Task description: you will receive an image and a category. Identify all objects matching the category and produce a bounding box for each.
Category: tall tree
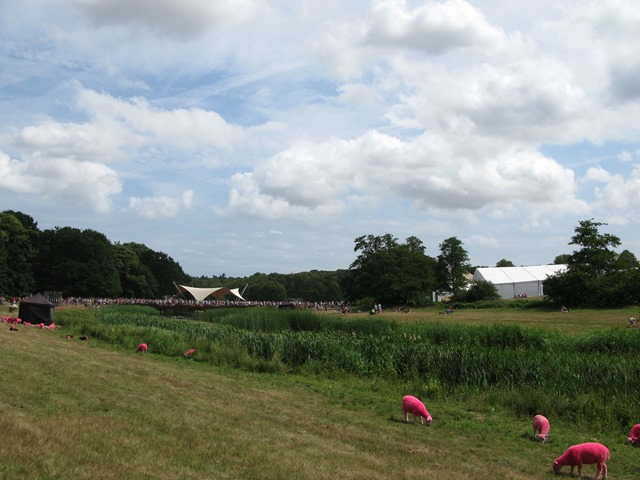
[553,254,571,265]
[36,227,121,297]
[342,234,436,306]
[544,219,640,307]
[495,259,515,267]
[436,237,470,294]
[0,212,38,295]
[568,219,620,274]
[114,243,158,298]
[127,243,188,297]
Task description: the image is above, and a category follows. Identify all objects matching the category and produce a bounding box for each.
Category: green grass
[2,304,640,479]
[327,304,640,333]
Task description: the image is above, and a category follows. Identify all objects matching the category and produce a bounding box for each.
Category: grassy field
[321,303,640,333]
[1,304,639,479]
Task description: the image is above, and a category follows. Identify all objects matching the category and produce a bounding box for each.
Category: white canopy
[472,265,567,299]
[176,284,246,302]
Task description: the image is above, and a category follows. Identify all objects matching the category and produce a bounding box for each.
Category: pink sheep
[533,414,550,443]
[626,423,640,445]
[552,442,609,479]
[184,348,196,357]
[135,343,148,353]
[402,395,432,426]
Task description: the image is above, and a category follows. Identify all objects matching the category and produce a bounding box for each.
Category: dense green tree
[495,259,515,267]
[245,278,287,301]
[455,280,500,302]
[126,243,188,297]
[0,212,38,295]
[553,254,571,265]
[544,219,640,307]
[568,219,620,274]
[2,210,39,232]
[342,234,436,306]
[36,227,121,297]
[114,243,158,298]
[436,237,470,294]
[616,249,640,270]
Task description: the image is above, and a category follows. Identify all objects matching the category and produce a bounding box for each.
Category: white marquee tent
[472,265,567,299]
[175,284,246,302]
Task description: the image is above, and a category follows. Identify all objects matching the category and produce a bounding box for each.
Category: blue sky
[1,0,639,277]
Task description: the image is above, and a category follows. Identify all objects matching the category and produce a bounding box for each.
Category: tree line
[1,210,637,307]
[0,210,346,302]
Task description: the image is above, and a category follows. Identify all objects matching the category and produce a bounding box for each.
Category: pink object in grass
[532,414,550,443]
[552,442,609,479]
[402,395,432,426]
[626,423,640,445]
[135,343,148,353]
[184,348,196,357]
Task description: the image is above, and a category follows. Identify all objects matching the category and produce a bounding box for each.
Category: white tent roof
[176,284,246,302]
[473,265,567,285]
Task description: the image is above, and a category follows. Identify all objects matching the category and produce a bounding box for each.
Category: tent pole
[173,281,188,301]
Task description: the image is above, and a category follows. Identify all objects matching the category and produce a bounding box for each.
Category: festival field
[1,304,638,479]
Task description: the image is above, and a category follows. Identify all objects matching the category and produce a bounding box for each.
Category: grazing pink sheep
[184,348,196,357]
[533,414,550,443]
[626,423,640,445]
[402,395,432,426]
[552,442,609,479]
[135,343,148,353]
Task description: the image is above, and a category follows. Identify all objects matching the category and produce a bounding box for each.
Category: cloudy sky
[1,0,639,277]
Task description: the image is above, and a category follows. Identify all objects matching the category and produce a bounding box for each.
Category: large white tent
[472,265,567,299]
[175,284,246,302]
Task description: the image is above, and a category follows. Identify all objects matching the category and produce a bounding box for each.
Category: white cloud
[76,88,248,151]
[0,151,122,213]
[127,189,194,218]
[618,150,633,162]
[365,0,505,54]
[583,165,640,224]
[223,129,589,222]
[465,234,499,249]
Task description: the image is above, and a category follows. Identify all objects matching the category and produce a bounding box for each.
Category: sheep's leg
[404,412,409,422]
[600,463,607,480]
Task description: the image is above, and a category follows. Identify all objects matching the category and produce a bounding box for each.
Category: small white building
[472,265,567,299]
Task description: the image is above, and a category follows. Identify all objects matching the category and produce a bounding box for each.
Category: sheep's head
[552,461,561,473]
[426,415,432,426]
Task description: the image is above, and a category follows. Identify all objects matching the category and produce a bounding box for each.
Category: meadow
[1,303,639,479]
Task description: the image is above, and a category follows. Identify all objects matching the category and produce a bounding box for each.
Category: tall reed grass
[57,306,640,430]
